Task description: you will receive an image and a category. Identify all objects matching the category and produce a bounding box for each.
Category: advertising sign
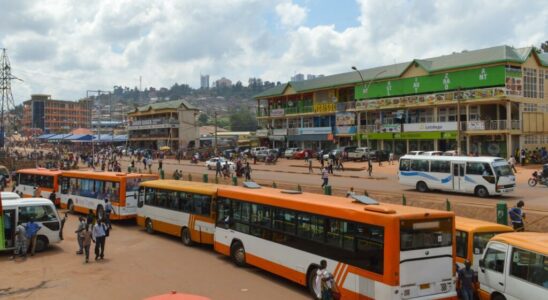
[256,129,269,137]
[505,66,522,96]
[355,65,506,99]
[313,103,336,113]
[381,124,401,132]
[299,127,332,135]
[404,122,457,132]
[335,126,357,135]
[270,109,285,117]
[467,121,485,130]
[336,112,355,126]
[272,128,287,136]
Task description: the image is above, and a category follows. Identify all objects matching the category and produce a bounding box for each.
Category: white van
[2,198,64,252]
[478,232,547,300]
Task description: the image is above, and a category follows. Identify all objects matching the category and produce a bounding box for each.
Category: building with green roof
[128,99,199,151]
[254,45,548,160]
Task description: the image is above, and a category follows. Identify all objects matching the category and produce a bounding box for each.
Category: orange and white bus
[58,171,158,220]
[136,180,217,246]
[214,185,457,300]
[455,216,513,271]
[14,168,63,205]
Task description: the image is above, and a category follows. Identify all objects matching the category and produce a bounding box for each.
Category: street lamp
[352,66,387,148]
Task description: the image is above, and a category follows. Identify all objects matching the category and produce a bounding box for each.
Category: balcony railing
[465,120,520,131]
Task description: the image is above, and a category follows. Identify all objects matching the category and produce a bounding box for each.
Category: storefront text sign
[404,122,457,132]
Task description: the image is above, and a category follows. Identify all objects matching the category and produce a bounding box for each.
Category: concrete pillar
[496,103,500,121]
[465,104,470,122]
[506,101,512,130]
[380,140,384,150]
[433,107,438,122]
[357,112,362,147]
[406,139,410,153]
[466,135,471,155]
[434,139,439,151]
[506,134,512,159]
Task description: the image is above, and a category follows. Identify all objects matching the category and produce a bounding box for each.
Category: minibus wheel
[35,236,49,252]
[475,186,489,198]
[230,241,246,267]
[145,218,154,234]
[181,227,193,246]
[492,293,506,300]
[416,181,429,192]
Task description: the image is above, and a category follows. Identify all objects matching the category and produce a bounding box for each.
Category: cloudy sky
[1,0,546,103]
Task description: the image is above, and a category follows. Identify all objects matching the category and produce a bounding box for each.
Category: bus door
[452,162,465,192]
[3,209,16,248]
[479,242,508,295]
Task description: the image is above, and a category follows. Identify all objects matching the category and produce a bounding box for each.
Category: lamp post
[351,67,387,148]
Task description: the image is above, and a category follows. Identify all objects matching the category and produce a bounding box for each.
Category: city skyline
[1,0,546,103]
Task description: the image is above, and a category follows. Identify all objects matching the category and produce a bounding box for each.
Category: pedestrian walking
[11,223,27,260]
[49,191,56,204]
[173,169,181,180]
[215,159,222,177]
[520,148,526,166]
[104,199,114,229]
[75,217,86,255]
[321,167,329,188]
[25,218,42,256]
[308,159,313,173]
[508,156,517,173]
[508,200,525,231]
[338,159,344,172]
[389,152,394,165]
[158,159,163,171]
[304,151,309,163]
[82,226,94,263]
[315,260,339,300]
[367,158,373,177]
[244,162,251,181]
[92,219,108,260]
[457,260,476,300]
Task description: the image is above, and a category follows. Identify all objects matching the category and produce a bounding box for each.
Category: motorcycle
[265,155,277,165]
[191,156,198,164]
[528,170,548,187]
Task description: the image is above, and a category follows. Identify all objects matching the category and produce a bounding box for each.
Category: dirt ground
[0,213,309,300]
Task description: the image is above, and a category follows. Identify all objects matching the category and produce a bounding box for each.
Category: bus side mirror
[137,200,144,208]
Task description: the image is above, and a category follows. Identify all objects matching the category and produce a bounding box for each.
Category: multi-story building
[127,99,199,151]
[291,73,305,82]
[255,45,548,158]
[201,74,210,89]
[215,77,232,88]
[22,94,92,134]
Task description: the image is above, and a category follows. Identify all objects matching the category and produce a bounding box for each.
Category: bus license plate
[419,283,430,290]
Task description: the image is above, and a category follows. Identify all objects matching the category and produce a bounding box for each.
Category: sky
[1,0,546,104]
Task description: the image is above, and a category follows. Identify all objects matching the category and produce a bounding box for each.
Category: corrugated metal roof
[134,99,196,112]
[254,45,547,99]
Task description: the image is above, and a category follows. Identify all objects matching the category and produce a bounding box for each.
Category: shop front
[360,131,458,154]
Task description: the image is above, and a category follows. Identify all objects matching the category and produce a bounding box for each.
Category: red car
[292,149,316,159]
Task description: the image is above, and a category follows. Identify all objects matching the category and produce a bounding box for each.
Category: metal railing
[464,120,520,131]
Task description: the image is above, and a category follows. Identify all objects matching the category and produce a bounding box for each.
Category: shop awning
[287,134,328,142]
[68,134,94,141]
[48,134,72,141]
[36,134,55,139]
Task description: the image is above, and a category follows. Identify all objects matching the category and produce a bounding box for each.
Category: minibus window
[510,248,547,288]
[456,230,468,259]
[473,232,497,255]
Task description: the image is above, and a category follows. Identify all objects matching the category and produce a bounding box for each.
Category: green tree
[198,113,209,125]
[229,109,257,131]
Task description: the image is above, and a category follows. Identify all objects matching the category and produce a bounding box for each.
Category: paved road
[0,214,309,300]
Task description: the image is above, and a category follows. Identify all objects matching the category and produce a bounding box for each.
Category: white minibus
[1,192,21,200]
[398,156,515,197]
[2,198,63,252]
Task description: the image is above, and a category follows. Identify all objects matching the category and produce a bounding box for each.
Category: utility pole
[87,90,107,159]
[456,87,462,155]
[214,111,218,155]
[0,48,22,149]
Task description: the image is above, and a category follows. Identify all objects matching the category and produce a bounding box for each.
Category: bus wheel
[307,266,321,300]
[416,181,429,193]
[68,200,75,214]
[35,236,49,252]
[181,227,193,246]
[230,241,246,267]
[475,186,489,198]
[492,293,506,300]
[96,205,105,221]
[145,218,154,234]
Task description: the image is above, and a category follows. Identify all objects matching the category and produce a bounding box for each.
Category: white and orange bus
[214,185,457,300]
[136,180,217,246]
[14,168,63,206]
[58,170,158,220]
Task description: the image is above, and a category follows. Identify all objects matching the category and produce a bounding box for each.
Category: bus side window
[399,159,411,171]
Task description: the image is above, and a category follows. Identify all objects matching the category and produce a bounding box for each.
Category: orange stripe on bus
[214,241,230,256]
[245,251,306,286]
[333,262,342,281]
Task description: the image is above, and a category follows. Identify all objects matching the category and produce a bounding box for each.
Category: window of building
[302,117,314,128]
[510,247,547,287]
[438,107,457,122]
[524,135,539,145]
[524,68,538,98]
[523,103,538,112]
[539,69,544,99]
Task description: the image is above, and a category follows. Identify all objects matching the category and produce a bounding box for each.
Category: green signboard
[441,131,458,139]
[361,133,394,140]
[395,132,442,140]
[355,65,506,99]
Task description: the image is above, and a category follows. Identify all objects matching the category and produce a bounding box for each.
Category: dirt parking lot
[0,212,309,300]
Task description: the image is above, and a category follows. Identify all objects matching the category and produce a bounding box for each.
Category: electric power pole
[0,48,22,148]
[214,112,218,154]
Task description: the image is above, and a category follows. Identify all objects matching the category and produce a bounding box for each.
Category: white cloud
[275,1,308,28]
[0,0,546,104]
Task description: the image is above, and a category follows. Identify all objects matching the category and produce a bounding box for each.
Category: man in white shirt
[92,219,107,260]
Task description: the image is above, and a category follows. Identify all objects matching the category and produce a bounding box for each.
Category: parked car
[250,147,268,157]
[420,151,443,156]
[284,148,301,159]
[323,149,343,160]
[205,157,235,170]
[292,149,316,159]
[347,147,373,161]
[443,150,458,156]
[256,149,279,161]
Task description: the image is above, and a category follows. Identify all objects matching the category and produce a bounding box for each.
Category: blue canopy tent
[48,134,72,141]
[112,135,128,142]
[67,134,94,142]
[36,133,55,140]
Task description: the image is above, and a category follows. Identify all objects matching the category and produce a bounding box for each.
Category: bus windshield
[400,218,452,251]
[473,232,499,255]
[493,164,513,176]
